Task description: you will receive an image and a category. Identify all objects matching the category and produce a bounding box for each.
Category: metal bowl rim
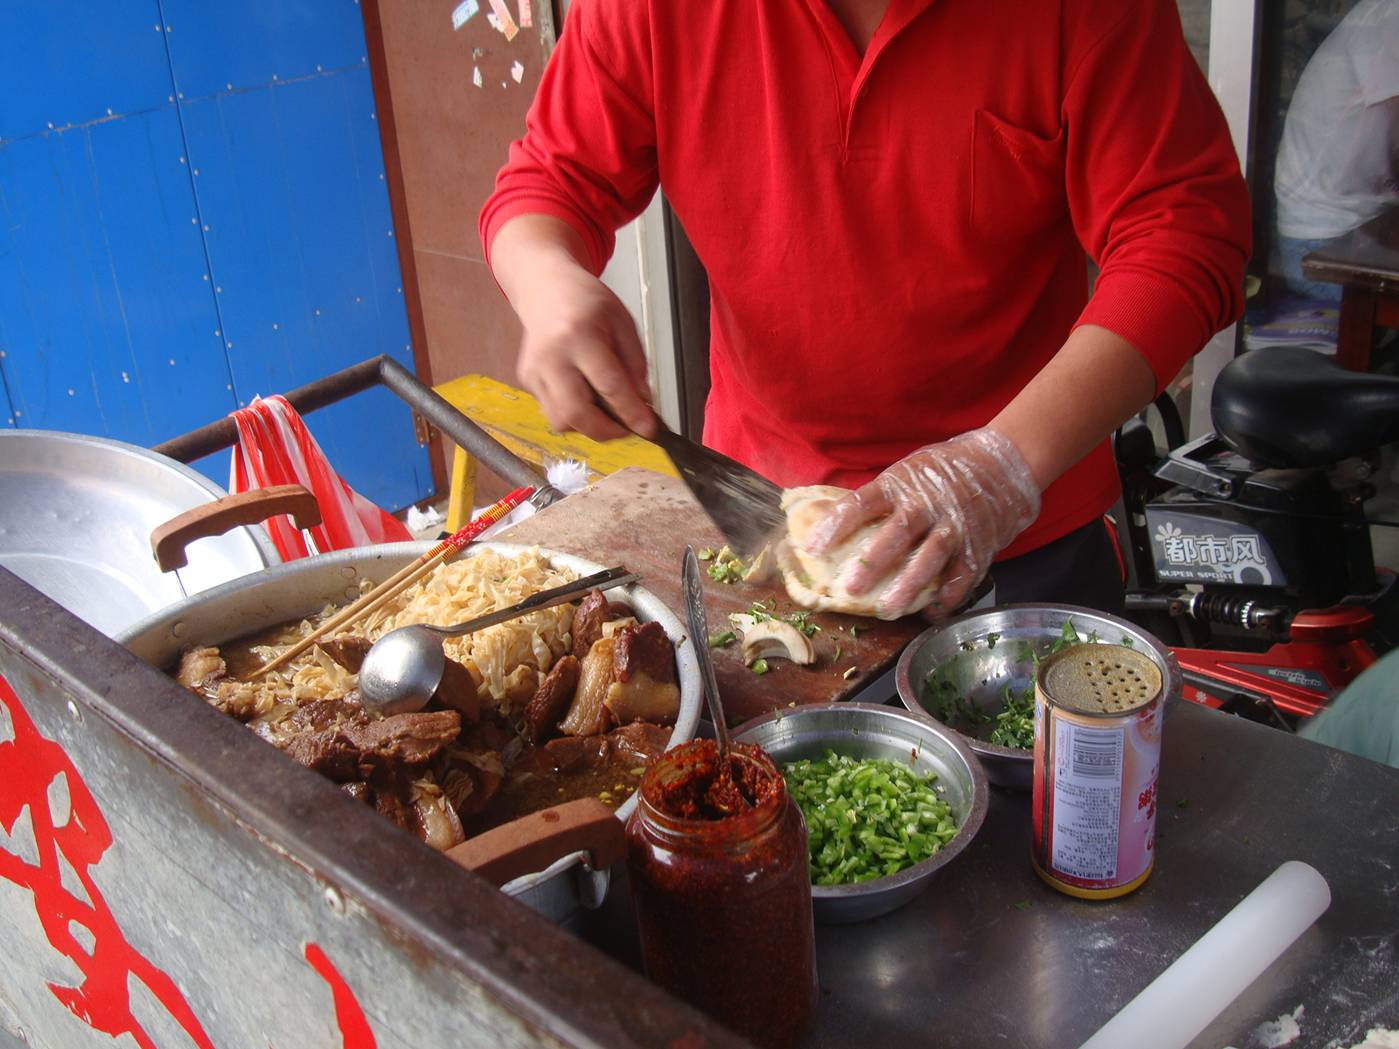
[732,701,989,900]
[893,602,1183,762]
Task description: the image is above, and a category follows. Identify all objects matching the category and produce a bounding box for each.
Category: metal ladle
[358,566,638,716]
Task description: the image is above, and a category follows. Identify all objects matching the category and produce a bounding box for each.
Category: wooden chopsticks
[243,486,534,680]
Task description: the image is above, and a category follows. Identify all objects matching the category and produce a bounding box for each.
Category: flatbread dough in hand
[776,485,936,621]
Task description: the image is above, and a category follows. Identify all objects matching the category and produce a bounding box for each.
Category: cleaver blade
[648,426,787,559]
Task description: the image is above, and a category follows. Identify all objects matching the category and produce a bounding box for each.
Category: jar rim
[636,739,787,839]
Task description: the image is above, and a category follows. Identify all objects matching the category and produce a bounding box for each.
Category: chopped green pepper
[783,751,960,885]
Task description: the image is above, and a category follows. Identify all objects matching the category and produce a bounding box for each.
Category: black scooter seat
[1211,346,1399,468]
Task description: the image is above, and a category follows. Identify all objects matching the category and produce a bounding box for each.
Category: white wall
[600,194,682,431]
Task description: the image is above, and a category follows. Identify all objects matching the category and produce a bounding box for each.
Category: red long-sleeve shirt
[481,0,1250,558]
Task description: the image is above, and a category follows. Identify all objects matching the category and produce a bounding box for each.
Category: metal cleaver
[647,424,787,559]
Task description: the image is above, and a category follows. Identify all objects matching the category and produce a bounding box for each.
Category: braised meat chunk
[319,636,374,674]
[608,721,672,763]
[606,622,681,726]
[613,621,676,684]
[523,654,580,744]
[176,647,226,690]
[347,709,462,770]
[278,699,461,782]
[559,637,615,737]
[571,589,611,659]
[434,656,482,722]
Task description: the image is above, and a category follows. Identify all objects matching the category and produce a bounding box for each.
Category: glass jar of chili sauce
[625,738,817,1049]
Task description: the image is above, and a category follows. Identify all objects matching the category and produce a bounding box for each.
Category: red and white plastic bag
[229,395,412,561]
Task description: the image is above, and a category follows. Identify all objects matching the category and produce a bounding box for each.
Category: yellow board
[433,373,679,531]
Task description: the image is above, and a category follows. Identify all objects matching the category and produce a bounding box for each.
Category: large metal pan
[0,430,284,637]
[116,540,702,923]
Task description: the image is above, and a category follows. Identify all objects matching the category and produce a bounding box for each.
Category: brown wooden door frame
[360,0,445,496]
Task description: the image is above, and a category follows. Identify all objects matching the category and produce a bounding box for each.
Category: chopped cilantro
[987,683,1035,749]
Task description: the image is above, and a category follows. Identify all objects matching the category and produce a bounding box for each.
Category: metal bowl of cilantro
[732,702,987,923]
[895,603,1182,791]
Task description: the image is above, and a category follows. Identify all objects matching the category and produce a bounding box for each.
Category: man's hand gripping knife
[803,428,1041,620]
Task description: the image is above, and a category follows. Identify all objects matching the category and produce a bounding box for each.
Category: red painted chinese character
[305,943,377,1049]
[0,675,214,1048]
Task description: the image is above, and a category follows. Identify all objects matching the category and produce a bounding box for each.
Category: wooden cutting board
[496,467,927,725]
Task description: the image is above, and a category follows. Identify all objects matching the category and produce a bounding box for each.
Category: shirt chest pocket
[970,109,1068,243]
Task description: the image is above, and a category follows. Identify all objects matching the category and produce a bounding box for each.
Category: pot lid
[0,430,280,637]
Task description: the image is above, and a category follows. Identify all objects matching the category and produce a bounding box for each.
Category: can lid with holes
[1037,643,1162,716]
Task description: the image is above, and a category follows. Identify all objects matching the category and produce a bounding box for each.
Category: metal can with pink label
[1031,643,1164,899]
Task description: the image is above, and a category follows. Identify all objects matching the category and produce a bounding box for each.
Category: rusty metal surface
[497,468,926,724]
[0,565,745,1049]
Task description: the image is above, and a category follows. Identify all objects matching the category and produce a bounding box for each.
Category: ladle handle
[683,545,731,747]
[431,566,639,638]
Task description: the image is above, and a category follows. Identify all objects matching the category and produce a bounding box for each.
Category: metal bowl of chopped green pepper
[894,603,1182,791]
[732,702,987,924]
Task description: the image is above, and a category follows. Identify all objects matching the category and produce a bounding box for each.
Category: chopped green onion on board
[706,546,748,583]
[783,751,959,885]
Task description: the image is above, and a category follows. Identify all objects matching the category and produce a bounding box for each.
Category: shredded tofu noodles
[366,548,577,704]
[239,548,578,718]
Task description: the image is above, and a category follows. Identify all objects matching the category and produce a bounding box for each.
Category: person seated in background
[1274,0,1399,302]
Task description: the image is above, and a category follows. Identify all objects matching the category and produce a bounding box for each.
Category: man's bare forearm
[989,324,1158,490]
[485,213,656,438]
[488,214,594,323]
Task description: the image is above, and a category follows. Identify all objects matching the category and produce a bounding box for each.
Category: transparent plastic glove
[804,428,1041,619]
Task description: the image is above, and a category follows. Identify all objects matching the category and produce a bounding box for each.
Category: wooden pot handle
[445,798,626,888]
[151,484,323,572]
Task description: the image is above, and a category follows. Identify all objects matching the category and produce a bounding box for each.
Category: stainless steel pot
[0,430,282,637]
[116,541,702,923]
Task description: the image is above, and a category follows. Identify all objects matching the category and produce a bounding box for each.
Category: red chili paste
[645,738,778,819]
[626,740,817,1049]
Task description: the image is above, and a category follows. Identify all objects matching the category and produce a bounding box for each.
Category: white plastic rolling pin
[1078,860,1331,1049]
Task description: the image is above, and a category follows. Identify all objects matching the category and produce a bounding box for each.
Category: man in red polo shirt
[479,0,1251,618]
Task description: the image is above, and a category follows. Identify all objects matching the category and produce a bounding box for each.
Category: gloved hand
[803,428,1041,619]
